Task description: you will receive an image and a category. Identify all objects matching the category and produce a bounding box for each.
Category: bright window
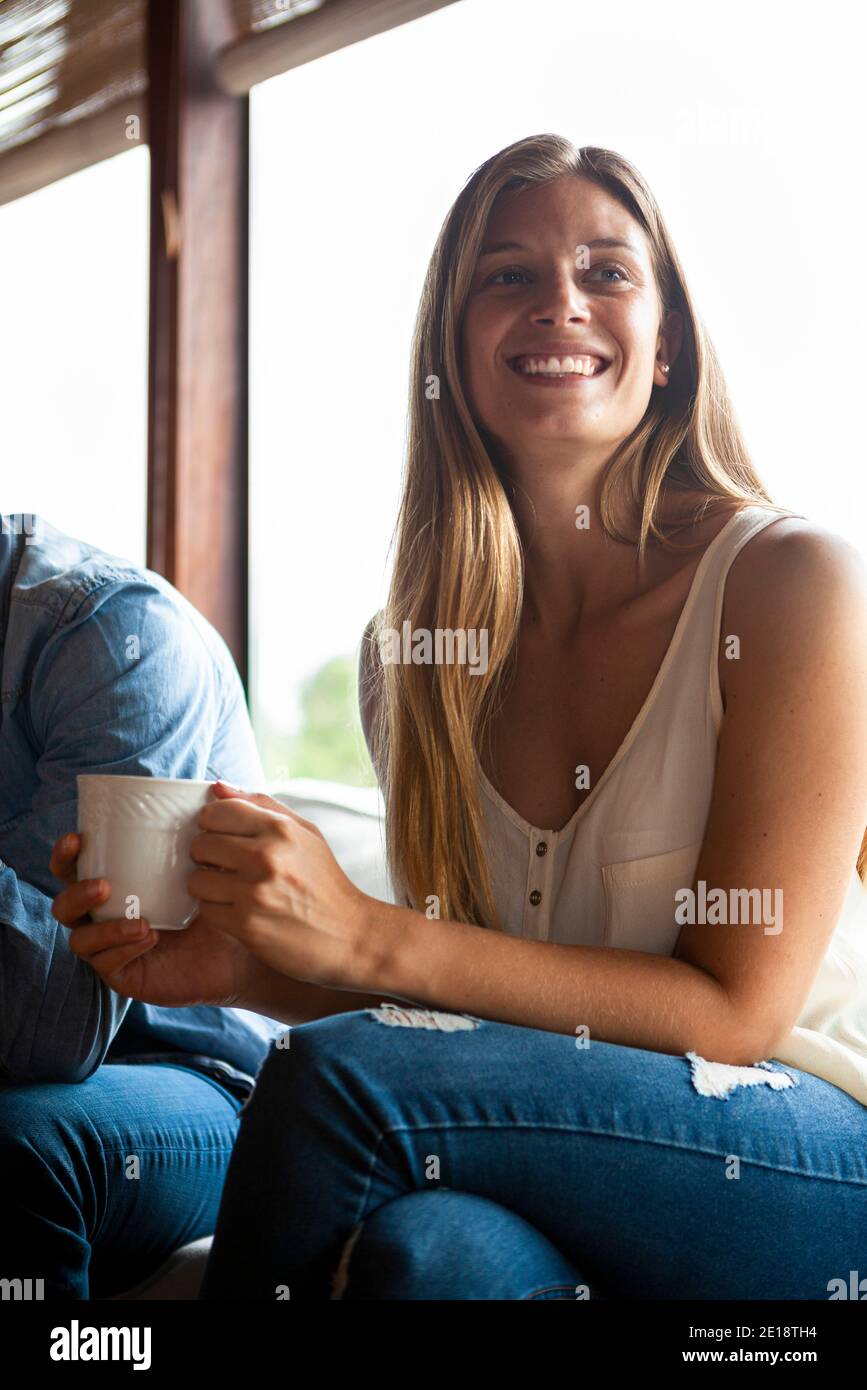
[0,147,150,565]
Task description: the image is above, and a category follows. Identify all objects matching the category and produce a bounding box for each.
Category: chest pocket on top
[602,841,703,956]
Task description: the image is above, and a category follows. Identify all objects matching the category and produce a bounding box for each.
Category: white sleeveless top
[476,504,867,1108]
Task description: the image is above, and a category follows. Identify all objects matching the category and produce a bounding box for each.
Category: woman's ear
[659,308,685,373]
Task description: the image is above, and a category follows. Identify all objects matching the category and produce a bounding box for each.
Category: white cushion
[267,778,394,904]
[110,1236,214,1301]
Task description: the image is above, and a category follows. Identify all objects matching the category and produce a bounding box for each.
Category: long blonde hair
[362,134,867,923]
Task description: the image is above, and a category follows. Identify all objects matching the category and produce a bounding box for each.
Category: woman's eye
[486,266,530,286]
[483,262,632,288]
[477,262,633,290]
[587,264,631,284]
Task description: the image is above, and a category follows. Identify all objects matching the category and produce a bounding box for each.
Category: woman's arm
[239,956,413,1027]
[370,906,750,1055]
[355,523,867,1066]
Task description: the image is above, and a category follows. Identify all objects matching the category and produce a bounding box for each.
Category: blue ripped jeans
[199,1008,867,1300]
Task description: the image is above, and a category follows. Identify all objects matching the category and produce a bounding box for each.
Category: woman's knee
[333,1189,584,1300]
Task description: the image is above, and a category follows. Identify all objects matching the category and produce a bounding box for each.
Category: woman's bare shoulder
[720,514,867,715]
[726,514,867,617]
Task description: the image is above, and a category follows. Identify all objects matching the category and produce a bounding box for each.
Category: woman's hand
[186,783,379,991]
[49,831,263,1008]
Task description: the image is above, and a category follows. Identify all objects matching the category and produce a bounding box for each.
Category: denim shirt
[0,512,284,1089]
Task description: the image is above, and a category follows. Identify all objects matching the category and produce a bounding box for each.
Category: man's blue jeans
[0,1063,242,1299]
[199,1009,867,1300]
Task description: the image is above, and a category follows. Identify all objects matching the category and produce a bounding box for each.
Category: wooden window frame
[146,0,250,685]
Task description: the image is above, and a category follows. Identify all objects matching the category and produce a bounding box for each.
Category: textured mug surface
[76,775,215,930]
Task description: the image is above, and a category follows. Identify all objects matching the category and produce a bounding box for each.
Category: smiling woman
[366,137,867,926]
[198,134,867,1303]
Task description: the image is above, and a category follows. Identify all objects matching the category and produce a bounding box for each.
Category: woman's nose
[529,268,593,323]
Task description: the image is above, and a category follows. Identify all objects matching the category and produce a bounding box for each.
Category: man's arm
[0,577,241,1083]
[0,866,129,1085]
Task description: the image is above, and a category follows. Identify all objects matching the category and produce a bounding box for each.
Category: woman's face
[460,175,681,470]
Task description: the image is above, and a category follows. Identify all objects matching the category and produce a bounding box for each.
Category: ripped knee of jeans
[366,1004,481,1031]
[686,1051,798,1099]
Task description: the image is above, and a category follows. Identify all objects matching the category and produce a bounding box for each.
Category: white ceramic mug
[76,774,216,930]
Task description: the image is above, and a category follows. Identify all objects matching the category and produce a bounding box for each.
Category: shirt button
[529,889,542,906]
[536,841,548,856]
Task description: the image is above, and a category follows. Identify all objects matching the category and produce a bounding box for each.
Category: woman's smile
[506,352,613,387]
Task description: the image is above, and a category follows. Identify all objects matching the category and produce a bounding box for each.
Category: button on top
[536,841,548,856]
[529,889,542,906]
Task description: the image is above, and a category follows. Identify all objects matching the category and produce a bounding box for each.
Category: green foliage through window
[258,653,377,787]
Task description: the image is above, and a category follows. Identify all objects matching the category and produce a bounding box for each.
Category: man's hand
[49,832,258,1008]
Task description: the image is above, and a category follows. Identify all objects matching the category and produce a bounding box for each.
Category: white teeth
[512,354,604,377]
